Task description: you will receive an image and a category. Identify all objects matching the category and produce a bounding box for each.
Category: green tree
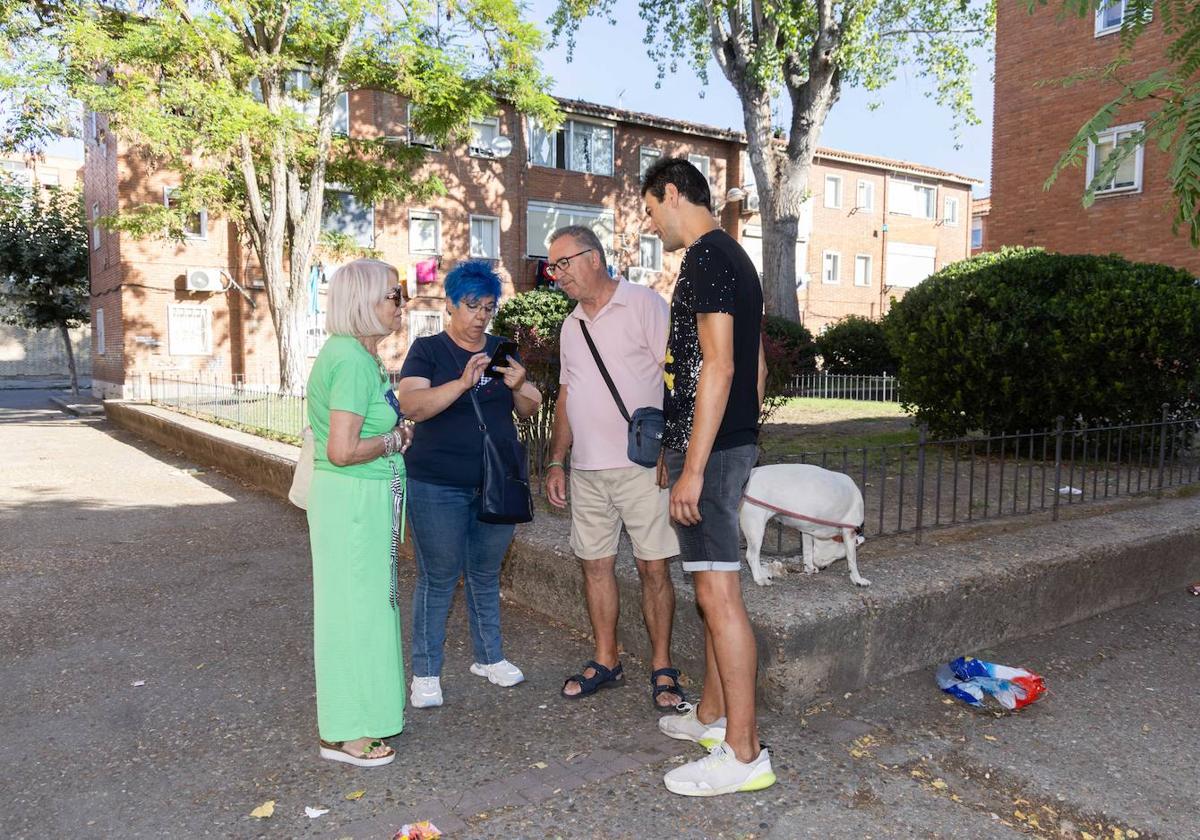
[817,314,898,374]
[552,0,992,321]
[0,179,90,395]
[3,0,557,391]
[1040,0,1200,244]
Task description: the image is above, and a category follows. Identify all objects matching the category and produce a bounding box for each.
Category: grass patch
[760,397,917,460]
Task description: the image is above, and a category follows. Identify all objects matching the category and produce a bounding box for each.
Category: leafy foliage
[761,314,816,422]
[884,247,1200,437]
[816,315,898,375]
[0,177,90,392]
[1039,0,1200,244]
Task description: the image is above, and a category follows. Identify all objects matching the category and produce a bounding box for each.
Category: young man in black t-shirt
[641,157,774,797]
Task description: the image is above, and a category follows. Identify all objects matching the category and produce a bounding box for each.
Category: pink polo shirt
[559,278,670,470]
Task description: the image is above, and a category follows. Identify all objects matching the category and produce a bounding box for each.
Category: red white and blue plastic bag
[936,656,1046,711]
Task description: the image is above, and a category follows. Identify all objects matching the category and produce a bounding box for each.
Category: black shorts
[664,444,756,572]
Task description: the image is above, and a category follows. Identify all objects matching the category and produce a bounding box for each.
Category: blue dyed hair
[444,260,502,306]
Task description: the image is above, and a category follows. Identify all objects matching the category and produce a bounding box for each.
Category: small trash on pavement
[1188,582,1200,596]
[249,800,275,819]
[393,821,441,840]
[1056,486,1083,496]
[305,806,329,819]
[936,656,1046,711]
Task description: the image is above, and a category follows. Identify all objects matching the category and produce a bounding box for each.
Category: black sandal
[651,667,686,709]
[561,660,624,699]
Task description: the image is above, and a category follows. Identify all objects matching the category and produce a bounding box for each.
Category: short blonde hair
[325,259,398,338]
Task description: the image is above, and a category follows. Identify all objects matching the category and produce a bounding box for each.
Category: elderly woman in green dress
[306,259,410,767]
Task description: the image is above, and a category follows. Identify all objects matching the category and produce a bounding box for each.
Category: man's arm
[757,337,768,412]
[544,384,572,508]
[670,312,735,526]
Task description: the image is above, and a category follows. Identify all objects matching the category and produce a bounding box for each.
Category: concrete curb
[103,401,1200,710]
[49,396,105,417]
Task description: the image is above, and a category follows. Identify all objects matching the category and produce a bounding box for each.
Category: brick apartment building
[971,196,990,255]
[83,94,975,397]
[0,151,83,191]
[990,0,1199,273]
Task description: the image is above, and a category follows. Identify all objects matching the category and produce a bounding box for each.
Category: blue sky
[525,0,994,195]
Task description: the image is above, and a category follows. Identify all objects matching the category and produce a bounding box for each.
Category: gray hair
[548,225,608,270]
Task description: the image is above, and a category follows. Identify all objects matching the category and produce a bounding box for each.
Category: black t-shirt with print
[663,228,763,452]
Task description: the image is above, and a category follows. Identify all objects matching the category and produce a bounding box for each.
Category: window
[886,242,936,288]
[824,175,842,209]
[407,102,438,150]
[854,254,872,287]
[91,202,101,251]
[640,235,663,271]
[322,188,375,248]
[1,160,29,187]
[168,304,213,356]
[469,117,500,157]
[639,147,662,180]
[528,118,614,176]
[332,91,350,135]
[822,251,841,284]
[95,308,105,355]
[469,215,500,259]
[971,217,984,249]
[409,310,444,340]
[39,170,60,187]
[856,180,874,211]
[163,186,207,240]
[408,209,441,255]
[944,197,959,226]
[688,154,711,184]
[891,176,937,219]
[1088,122,1144,195]
[88,111,99,144]
[1095,0,1149,36]
[525,200,615,259]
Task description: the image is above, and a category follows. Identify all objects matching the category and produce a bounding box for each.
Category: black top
[400,332,520,487]
[663,228,763,452]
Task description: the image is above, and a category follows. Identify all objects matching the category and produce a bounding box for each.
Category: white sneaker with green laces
[658,706,727,749]
[663,742,776,797]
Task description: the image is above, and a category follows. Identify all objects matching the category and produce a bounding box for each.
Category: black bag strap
[579,320,630,423]
[438,333,491,432]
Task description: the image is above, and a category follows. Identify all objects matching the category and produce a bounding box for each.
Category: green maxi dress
[306,334,406,742]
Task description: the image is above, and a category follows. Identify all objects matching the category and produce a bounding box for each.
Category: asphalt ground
[1,389,1196,840]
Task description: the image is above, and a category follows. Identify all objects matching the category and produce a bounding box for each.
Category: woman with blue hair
[397,260,542,708]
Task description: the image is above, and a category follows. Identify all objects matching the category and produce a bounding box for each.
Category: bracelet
[545,460,565,470]
[380,430,402,457]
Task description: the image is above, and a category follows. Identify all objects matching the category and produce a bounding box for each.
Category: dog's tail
[855,522,865,538]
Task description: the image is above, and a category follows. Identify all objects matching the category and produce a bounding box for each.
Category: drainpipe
[879,172,889,317]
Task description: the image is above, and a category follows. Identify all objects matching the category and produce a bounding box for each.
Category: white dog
[740,463,871,587]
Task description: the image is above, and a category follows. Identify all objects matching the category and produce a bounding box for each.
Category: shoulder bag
[288,426,316,509]
[578,320,664,468]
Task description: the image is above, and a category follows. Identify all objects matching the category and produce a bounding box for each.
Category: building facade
[83,95,975,396]
[971,196,990,255]
[990,0,1198,272]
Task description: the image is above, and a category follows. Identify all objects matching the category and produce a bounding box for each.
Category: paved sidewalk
[1,390,1196,839]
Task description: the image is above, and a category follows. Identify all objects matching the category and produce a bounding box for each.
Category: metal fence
[760,407,1200,555]
[788,372,900,402]
[148,374,306,442]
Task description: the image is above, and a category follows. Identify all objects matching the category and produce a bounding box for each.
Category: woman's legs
[462,495,515,667]
[408,479,473,677]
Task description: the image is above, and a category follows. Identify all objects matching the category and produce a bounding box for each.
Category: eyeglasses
[385,286,408,304]
[460,299,498,316]
[544,248,593,279]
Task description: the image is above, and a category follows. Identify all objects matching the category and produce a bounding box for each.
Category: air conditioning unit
[185,267,224,293]
[745,190,760,212]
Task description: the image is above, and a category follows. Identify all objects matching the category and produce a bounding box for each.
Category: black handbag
[467,372,533,525]
[579,321,665,468]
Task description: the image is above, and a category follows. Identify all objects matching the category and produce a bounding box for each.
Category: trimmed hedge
[816,315,898,375]
[492,287,574,404]
[761,315,817,422]
[884,247,1200,437]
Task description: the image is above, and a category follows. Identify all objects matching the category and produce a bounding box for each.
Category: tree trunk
[275,295,309,395]
[59,323,78,396]
[756,156,812,322]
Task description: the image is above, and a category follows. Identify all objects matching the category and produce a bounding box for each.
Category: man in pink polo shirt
[543,225,684,709]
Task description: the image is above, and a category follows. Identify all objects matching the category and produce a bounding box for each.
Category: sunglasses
[385,286,408,304]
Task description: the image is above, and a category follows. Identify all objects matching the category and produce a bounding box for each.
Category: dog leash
[741,493,860,532]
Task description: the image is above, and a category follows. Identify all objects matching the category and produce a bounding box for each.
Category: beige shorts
[569,465,680,561]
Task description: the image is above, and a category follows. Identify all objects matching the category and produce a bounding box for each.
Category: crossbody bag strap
[579,320,631,423]
[439,333,491,432]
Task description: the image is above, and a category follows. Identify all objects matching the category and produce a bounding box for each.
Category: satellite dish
[490,136,513,159]
[725,187,748,203]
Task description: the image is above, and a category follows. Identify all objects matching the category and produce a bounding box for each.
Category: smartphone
[484,340,519,379]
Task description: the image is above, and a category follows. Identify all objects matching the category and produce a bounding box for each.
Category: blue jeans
[407,478,515,677]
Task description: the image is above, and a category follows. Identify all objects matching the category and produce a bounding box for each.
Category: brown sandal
[319,738,396,767]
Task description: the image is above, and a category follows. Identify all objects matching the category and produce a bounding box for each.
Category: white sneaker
[410,676,443,708]
[663,742,776,797]
[658,706,727,749]
[469,659,525,687]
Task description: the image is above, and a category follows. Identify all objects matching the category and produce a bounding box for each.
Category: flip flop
[319,738,396,768]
